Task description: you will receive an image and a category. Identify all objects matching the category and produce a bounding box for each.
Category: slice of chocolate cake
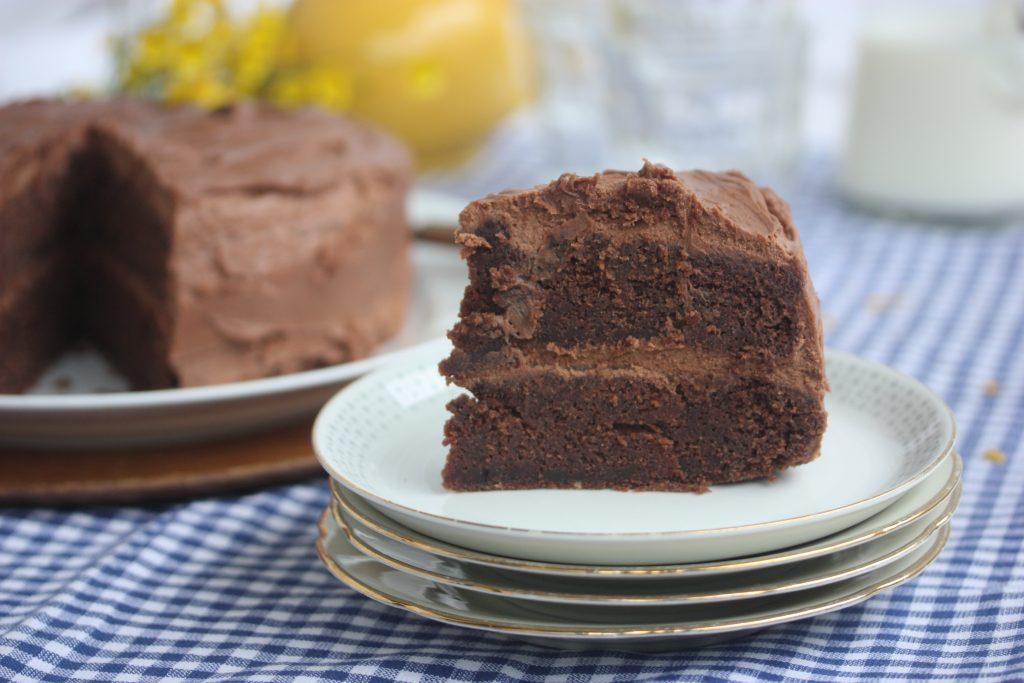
[440,162,827,492]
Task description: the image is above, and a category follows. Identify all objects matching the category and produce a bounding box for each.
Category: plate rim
[329,451,961,576]
[315,507,950,638]
[330,484,959,605]
[313,346,957,539]
[0,340,436,411]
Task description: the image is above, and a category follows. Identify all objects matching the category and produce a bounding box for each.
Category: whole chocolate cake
[440,162,827,492]
[0,99,411,392]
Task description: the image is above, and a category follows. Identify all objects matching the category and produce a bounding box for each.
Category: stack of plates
[312,341,959,651]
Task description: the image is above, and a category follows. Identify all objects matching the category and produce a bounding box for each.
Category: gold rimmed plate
[328,451,960,579]
[331,478,959,605]
[313,341,957,564]
[315,506,951,651]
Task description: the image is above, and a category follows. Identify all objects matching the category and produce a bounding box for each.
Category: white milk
[840,1,1024,219]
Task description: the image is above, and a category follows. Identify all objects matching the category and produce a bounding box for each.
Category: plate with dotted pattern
[314,341,956,565]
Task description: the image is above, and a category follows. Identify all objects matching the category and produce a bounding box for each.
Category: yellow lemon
[283,0,534,167]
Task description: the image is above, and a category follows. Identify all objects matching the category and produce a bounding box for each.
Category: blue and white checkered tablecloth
[2,153,1024,682]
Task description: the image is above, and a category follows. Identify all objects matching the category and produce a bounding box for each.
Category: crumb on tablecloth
[983,448,1006,464]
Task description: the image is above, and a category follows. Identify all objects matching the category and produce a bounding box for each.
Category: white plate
[330,451,960,579]
[0,243,465,449]
[316,507,950,651]
[332,481,958,605]
[314,342,956,565]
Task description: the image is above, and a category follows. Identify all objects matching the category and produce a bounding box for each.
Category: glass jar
[519,0,613,176]
[605,0,806,186]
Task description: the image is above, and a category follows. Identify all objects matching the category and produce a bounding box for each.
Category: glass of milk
[840,0,1024,220]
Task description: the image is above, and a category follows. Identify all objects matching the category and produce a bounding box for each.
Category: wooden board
[0,420,321,506]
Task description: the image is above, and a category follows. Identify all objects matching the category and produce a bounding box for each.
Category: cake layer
[0,256,76,392]
[448,230,812,369]
[69,128,174,292]
[442,369,826,492]
[0,134,82,293]
[79,251,177,389]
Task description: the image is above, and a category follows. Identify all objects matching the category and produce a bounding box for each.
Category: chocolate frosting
[457,161,802,254]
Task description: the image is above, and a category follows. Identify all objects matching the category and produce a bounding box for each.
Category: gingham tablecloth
[2,153,1023,682]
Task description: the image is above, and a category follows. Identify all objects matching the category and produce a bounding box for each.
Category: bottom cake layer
[0,258,76,393]
[442,371,826,492]
[80,252,178,390]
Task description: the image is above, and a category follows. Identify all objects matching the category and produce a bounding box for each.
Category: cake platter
[0,241,465,449]
[313,340,957,565]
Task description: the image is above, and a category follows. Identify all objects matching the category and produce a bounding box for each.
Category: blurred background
[0,0,1021,219]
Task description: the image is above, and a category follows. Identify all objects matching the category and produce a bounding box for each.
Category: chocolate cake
[0,98,411,392]
[440,163,827,492]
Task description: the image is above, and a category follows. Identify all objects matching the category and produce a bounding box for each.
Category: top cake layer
[442,163,824,390]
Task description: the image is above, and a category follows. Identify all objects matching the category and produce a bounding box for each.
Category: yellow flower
[266,65,352,111]
[226,7,284,93]
[166,73,233,108]
[112,0,354,114]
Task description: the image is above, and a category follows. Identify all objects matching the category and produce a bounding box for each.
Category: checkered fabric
[2,146,1023,681]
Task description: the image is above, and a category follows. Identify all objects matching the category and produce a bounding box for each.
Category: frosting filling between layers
[443,369,825,492]
[442,343,823,396]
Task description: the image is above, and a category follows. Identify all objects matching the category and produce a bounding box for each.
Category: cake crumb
[983,449,1006,464]
[54,376,72,391]
[865,293,902,313]
[456,232,491,250]
[983,380,1000,396]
